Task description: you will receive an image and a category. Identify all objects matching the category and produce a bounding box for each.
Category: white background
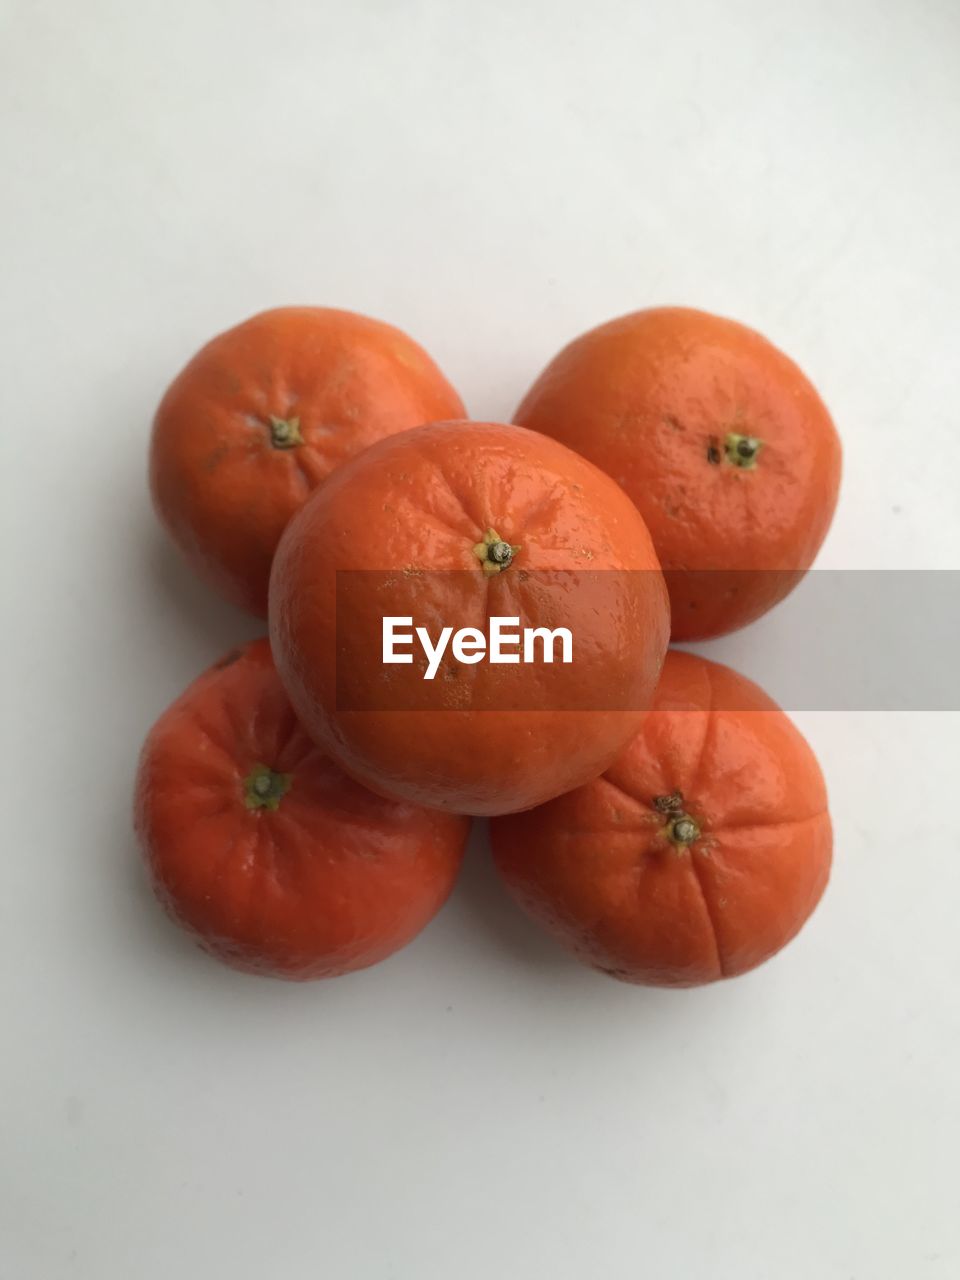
[3,2,959,1277]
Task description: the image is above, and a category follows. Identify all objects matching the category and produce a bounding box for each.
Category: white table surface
[3,2,959,1277]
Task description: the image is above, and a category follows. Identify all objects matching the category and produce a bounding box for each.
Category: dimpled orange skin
[490,650,831,986]
[134,639,470,979]
[150,307,465,616]
[515,307,842,640]
[269,421,670,816]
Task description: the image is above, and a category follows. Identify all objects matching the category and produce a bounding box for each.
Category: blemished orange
[269,421,670,816]
[490,650,832,986]
[134,639,470,979]
[150,307,465,615]
[515,307,842,639]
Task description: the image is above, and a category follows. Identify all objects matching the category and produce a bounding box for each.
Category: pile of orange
[136,305,840,987]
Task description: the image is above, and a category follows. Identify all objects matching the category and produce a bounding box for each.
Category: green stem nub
[724,432,763,469]
[669,815,701,846]
[473,527,521,576]
[653,791,701,847]
[269,416,303,449]
[244,764,292,811]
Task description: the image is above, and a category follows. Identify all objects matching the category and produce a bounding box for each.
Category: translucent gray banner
[334,570,960,712]
[679,570,960,711]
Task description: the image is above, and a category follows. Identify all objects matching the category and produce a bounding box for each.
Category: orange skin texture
[134,639,470,979]
[269,421,670,816]
[490,650,831,986]
[150,307,465,616]
[515,307,842,640]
